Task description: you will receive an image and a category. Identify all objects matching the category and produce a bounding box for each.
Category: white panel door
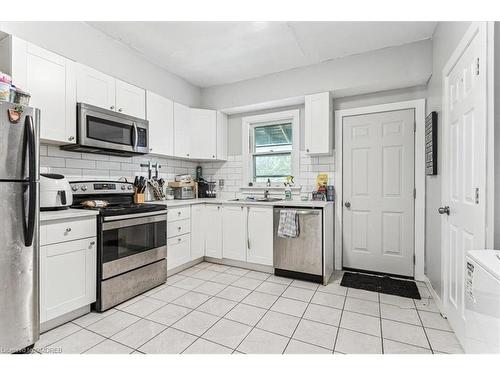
[190,108,217,160]
[222,205,247,261]
[191,204,206,260]
[115,79,146,119]
[205,205,223,259]
[246,206,273,266]
[216,111,228,161]
[146,91,174,156]
[442,23,486,343]
[40,237,96,323]
[343,109,415,276]
[76,64,116,111]
[173,102,191,158]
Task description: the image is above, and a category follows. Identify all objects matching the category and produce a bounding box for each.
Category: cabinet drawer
[40,217,96,246]
[167,206,191,222]
[167,234,191,271]
[167,219,191,238]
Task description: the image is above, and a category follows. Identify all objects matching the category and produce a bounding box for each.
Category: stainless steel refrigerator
[0,101,40,353]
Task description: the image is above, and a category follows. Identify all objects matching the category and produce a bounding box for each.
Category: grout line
[414,299,435,354]
[378,292,384,354]
[332,288,348,354]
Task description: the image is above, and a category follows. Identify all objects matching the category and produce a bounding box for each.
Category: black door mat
[340,272,421,300]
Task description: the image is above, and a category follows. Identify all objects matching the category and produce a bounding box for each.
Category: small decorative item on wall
[425,111,438,175]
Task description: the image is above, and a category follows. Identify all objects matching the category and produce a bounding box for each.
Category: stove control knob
[81,185,88,192]
[127,185,133,190]
[121,185,126,190]
[71,185,78,192]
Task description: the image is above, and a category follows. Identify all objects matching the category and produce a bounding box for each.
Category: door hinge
[475,187,479,204]
[475,58,480,76]
[413,188,416,199]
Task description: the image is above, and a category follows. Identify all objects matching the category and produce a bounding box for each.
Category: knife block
[134,193,145,204]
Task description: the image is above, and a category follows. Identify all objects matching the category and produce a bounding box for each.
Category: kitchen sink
[229,197,283,202]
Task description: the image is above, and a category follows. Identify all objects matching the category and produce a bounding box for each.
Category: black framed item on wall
[425,111,438,175]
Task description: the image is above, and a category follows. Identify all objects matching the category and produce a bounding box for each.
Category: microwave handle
[131,122,138,149]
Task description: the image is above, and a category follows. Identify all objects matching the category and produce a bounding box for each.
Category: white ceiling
[86,21,437,88]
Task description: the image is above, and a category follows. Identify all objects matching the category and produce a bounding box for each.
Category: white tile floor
[34,262,464,354]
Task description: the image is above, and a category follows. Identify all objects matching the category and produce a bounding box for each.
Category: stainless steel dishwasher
[273,207,323,283]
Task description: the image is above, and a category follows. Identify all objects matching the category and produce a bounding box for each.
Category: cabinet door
[305,92,332,155]
[167,234,191,271]
[222,205,247,262]
[115,79,146,119]
[146,91,174,156]
[76,64,116,111]
[216,111,228,161]
[205,205,223,259]
[40,237,97,323]
[18,42,75,143]
[190,108,217,160]
[173,102,191,158]
[247,206,273,266]
[190,204,205,260]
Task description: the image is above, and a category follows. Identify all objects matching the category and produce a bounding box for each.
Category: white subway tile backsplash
[96,161,122,170]
[40,156,65,168]
[47,146,81,159]
[66,158,96,169]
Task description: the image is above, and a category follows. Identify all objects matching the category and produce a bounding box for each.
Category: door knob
[344,201,351,208]
[438,206,450,215]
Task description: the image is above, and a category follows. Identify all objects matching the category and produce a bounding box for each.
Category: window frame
[241,109,300,187]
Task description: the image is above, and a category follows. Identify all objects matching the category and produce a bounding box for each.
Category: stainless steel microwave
[61,103,149,157]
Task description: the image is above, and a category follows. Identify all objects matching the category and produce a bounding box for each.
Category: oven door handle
[102,210,168,222]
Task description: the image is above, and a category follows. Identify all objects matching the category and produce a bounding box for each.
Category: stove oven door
[100,212,167,279]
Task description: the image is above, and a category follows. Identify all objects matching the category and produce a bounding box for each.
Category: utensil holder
[134,193,145,204]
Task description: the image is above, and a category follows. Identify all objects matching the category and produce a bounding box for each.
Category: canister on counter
[326,185,335,201]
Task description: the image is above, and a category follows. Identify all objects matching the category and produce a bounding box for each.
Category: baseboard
[203,257,274,274]
[422,275,445,317]
[40,305,90,333]
[167,257,204,277]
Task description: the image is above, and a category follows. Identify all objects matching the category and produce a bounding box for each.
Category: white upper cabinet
[216,111,228,161]
[304,92,332,155]
[76,64,116,111]
[76,64,146,119]
[190,108,217,160]
[204,205,223,259]
[3,37,76,144]
[146,91,174,156]
[246,206,273,266]
[222,205,247,262]
[115,79,146,119]
[173,102,191,159]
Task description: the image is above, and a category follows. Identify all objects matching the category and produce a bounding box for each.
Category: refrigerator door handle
[22,114,37,247]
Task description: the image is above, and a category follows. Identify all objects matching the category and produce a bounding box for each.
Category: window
[252,123,292,182]
[242,110,300,186]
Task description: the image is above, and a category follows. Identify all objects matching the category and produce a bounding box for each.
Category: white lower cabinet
[190,204,205,260]
[222,205,247,261]
[39,216,97,325]
[167,234,191,271]
[204,205,223,259]
[246,206,274,266]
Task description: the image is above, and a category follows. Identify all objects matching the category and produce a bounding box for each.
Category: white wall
[202,85,426,198]
[0,22,201,107]
[425,22,471,298]
[495,22,500,249]
[201,39,432,110]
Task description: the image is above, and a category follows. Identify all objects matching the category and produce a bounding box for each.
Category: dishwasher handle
[293,210,320,216]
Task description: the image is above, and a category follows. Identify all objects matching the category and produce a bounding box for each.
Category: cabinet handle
[90,241,95,245]
[178,238,181,242]
[118,108,123,112]
[178,227,182,231]
[68,136,75,141]
[212,155,215,158]
[306,148,310,153]
[177,211,181,216]
[149,148,153,151]
[65,228,72,233]
[110,105,115,110]
[186,153,190,157]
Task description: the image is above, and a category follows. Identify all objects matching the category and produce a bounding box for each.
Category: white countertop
[40,208,99,222]
[148,198,334,208]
